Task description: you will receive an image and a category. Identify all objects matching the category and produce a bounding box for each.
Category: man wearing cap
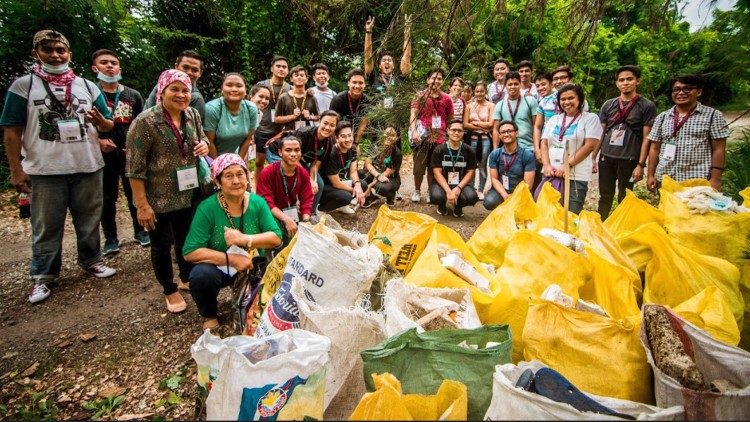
[0,30,118,304]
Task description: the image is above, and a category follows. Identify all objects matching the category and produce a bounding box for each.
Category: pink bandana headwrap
[211,153,248,181]
[157,69,192,105]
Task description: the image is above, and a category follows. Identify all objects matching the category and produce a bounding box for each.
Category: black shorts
[254,131,278,151]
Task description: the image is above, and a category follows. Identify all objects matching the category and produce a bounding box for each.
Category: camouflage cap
[32,30,70,49]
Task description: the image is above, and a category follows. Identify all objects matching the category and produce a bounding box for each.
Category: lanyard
[99,84,121,116]
[293,92,306,113]
[269,83,283,104]
[671,106,696,138]
[506,97,520,120]
[558,112,581,142]
[612,95,638,125]
[280,165,297,208]
[347,92,362,116]
[502,151,519,172]
[494,81,505,98]
[377,146,394,168]
[164,111,187,158]
[218,192,245,232]
[447,144,462,170]
[41,79,73,113]
[338,147,348,170]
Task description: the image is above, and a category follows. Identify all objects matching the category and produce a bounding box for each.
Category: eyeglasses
[448,128,464,133]
[672,86,697,94]
[498,129,516,135]
[552,76,569,82]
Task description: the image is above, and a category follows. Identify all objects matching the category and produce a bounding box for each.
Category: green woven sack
[361,325,512,420]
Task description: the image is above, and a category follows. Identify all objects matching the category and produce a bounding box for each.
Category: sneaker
[453,207,464,218]
[335,205,356,215]
[395,191,403,200]
[135,231,151,247]
[437,204,447,215]
[411,191,421,203]
[28,283,51,304]
[386,196,396,206]
[86,261,117,278]
[102,238,120,256]
[362,196,379,208]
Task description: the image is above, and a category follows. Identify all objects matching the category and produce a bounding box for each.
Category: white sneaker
[411,191,421,202]
[29,283,51,304]
[336,205,356,215]
[86,261,117,278]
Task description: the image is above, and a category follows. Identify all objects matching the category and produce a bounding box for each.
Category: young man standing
[488,58,511,103]
[329,68,369,145]
[492,71,538,152]
[429,120,478,217]
[484,121,536,210]
[256,136,313,244]
[255,56,291,182]
[143,50,206,119]
[310,63,336,112]
[517,60,538,99]
[595,65,656,218]
[364,15,412,94]
[647,74,728,191]
[275,65,319,130]
[1,30,117,303]
[91,49,149,255]
[319,121,367,214]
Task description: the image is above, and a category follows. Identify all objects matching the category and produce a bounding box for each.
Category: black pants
[429,183,478,211]
[483,188,506,211]
[318,182,365,212]
[598,155,638,219]
[189,263,233,318]
[150,207,193,295]
[359,170,400,199]
[101,149,143,241]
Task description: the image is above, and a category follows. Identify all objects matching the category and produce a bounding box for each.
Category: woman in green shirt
[204,73,259,159]
[183,153,281,330]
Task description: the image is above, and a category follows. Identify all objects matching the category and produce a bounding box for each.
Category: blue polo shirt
[487,145,536,192]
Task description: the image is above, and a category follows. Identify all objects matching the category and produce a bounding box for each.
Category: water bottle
[18,193,30,219]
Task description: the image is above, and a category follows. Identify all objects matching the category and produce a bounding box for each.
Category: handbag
[231,255,268,335]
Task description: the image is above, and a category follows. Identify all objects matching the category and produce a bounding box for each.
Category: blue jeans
[568,180,589,214]
[467,134,490,192]
[265,147,323,212]
[29,170,103,279]
[189,263,233,318]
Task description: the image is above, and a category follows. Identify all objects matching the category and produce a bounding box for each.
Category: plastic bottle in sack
[18,193,30,219]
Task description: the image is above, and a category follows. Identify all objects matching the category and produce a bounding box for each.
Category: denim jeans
[568,180,589,214]
[467,134,490,192]
[265,147,323,212]
[189,263,233,318]
[29,169,103,279]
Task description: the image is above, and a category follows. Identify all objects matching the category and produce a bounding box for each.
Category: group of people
[1,26,729,330]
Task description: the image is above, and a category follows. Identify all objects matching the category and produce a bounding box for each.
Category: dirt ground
[1,107,747,420]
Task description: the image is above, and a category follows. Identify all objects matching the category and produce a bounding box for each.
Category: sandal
[165,294,187,313]
[177,280,190,291]
[202,318,220,330]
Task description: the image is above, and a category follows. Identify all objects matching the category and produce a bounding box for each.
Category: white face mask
[316,82,328,89]
[97,72,122,83]
[41,62,70,74]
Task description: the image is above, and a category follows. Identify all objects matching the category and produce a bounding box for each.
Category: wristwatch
[637,161,646,168]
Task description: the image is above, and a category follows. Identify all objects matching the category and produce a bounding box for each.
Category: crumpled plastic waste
[538,228,586,254]
[541,284,609,317]
[674,187,749,214]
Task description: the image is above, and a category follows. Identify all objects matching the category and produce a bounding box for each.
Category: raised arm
[400,14,412,76]
[364,16,375,77]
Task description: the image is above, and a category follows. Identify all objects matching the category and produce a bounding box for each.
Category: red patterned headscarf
[211,153,248,181]
[156,69,192,105]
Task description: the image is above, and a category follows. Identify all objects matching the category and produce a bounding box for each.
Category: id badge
[294,120,306,130]
[502,174,510,190]
[176,165,199,191]
[609,124,626,146]
[432,115,441,129]
[383,97,394,109]
[270,109,276,120]
[282,206,299,223]
[57,119,82,142]
[549,145,565,167]
[447,171,460,185]
[662,143,677,161]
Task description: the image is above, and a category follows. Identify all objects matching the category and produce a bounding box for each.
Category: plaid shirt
[648,103,728,181]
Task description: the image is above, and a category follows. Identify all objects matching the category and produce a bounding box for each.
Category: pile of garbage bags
[191,177,750,420]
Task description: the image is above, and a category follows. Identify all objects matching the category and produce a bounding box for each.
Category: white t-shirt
[542,111,602,181]
[312,86,336,112]
[4,75,106,175]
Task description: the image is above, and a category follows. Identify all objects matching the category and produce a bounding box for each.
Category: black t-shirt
[430,143,478,186]
[329,91,369,130]
[275,91,319,131]
[268,126,333,170]
[370,147,403,180]
[322,145,358,186]
[598,96,656,160]
[254,79,291,136]
[99,85,144,150]
[368,70,405,95]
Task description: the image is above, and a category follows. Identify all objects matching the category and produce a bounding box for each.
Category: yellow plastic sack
[522,300,653,404]
[493,231,590,361]
[660,175,710,192]
[620,223,743,327]
[349,373,467,421]
[739,260,750,351]
[467,182,538,267]
[368,206,437,275]
[742,187,750,207]
[603,190,664,237]
[673,286,741,346]
[660,188,750,266]
[533,181,577,232]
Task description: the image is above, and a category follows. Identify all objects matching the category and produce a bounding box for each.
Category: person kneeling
[318,121,367,214]
[256,136,313,246]
[484,120,536,210]
[429,120,478,217]
[183,154,282,330]
[360,127,402,207]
